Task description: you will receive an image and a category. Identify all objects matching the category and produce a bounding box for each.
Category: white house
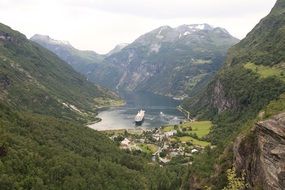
[121,138,131,146]
[164,130,177,138]
[191,149,198,153]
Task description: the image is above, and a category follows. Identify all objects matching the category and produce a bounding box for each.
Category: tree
[0,145,7,157]
[223,167,248,190]
[174,125,179,130]
[159,150,167,158]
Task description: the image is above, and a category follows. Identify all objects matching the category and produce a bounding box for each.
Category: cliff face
[212,79,237,113]
[233,112,285,190]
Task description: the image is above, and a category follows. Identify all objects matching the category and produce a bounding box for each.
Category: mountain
[183,1,285,121]
[225,0,285,66]
[107,43,129,56]
[0,25,122,121]
[0,23,184,189]
[183,1,285,189]
[98,24,239,97]
[30,34,105,76]
[32,24,239,98]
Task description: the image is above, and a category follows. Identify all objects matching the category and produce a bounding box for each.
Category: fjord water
[89,92,185,130]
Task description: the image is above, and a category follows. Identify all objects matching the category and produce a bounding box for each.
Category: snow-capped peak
[156,25,171,39]
[183,31,191,36]
[195,24,205,30]
[117,43,129,49]
[187,24,213,31]
[31,34,71,46]
[107,43,129,56]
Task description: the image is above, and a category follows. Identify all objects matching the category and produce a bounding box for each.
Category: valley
[101,120,212,164]
[1,0,285,189]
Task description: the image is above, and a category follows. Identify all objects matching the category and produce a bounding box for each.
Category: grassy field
[162,121,212,138]
[171,136,210,147]
[94,98,125,108]
[192,59,212,65]
[162,125,174,132]
[181,121,212,138]
[263,92,285,118]
[244,62,285,81]
[101,128,144,135]
[163,121,212,147]
[139,144,159,154]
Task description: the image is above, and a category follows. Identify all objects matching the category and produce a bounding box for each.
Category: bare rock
[233,112,285,190]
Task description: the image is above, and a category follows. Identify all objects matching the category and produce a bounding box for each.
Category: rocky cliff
[182,1,285,188]
[233,113,285,190]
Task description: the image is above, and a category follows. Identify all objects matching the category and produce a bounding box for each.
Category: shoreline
[99,127,150,134]
[87,101,126,126]
[95,99,126,110]
[177,105,192,120]
[87,96,185,131]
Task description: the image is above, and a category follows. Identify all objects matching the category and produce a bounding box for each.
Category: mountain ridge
[32,23,239,98]
[104,23,239,97]
[30,34,105,76]
[0,23,119,122]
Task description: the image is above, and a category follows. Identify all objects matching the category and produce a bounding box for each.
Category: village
[102,120,213,164]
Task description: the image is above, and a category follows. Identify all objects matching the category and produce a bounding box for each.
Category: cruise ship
[135,109,145,126]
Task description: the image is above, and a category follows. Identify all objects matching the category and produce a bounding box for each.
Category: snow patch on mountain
[156,26,168,39]
[107,43,129,56]
[31,34,71,46]
[183,31,191,36]
[196,24,206,30]
[186,24,214,31]
[149,43,161,53]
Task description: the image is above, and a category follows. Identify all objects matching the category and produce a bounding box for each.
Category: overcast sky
[0,0,277,54]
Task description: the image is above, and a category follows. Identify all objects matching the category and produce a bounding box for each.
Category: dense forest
[0,103,190,189]
[0,23,188,189]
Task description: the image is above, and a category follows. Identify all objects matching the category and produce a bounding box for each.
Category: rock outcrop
[233,113,285,190]
[212,80,237,113]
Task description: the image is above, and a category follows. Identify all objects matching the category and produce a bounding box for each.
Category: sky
[0,0,277,54]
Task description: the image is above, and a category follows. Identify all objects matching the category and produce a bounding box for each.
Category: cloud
[0,0,277,53]
[63,0,276,19]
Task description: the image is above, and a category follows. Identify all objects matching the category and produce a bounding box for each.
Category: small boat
[135,109,145,126]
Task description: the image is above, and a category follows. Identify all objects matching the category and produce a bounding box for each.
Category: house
[153,133,161,141]
[184,153,192,157]
[121,138,131,146]
[170,151,179,157]
[138,138,145,143]
[164,130,177,137]
[159,157,171,163]
[191,149,198,153]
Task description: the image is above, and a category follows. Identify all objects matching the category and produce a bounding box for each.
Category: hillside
[0,23,185,189]
[32,24,239,98]
[183,0,285,126]
[106,43,129,56]
[30,34,105,78]
[0,23,121,121]
[226,0,285,66]
[183,0,285,189]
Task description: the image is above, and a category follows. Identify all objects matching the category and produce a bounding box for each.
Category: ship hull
[135,117,144,126]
